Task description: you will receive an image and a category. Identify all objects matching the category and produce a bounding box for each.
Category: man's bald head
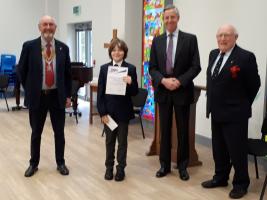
[216,24,238,53]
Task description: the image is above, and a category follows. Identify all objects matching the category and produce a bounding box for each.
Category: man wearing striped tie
[203,24,261,199]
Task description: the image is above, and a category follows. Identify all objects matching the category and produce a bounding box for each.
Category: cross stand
[104,29,118,48]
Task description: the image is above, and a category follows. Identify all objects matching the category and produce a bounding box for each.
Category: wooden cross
[104,29,118,48]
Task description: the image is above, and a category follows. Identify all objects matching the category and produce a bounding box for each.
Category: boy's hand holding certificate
[105,66,128,95]
[106,115,118,131]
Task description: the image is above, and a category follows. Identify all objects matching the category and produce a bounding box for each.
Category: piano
[68,62,93,122]
[12,62,93,112]
[71,62,93,86]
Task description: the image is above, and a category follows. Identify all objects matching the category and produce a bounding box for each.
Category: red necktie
[45,43,54,88]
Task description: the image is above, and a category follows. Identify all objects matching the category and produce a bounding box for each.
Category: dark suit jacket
[97,61,138,122]
[149,30,201,105]
[262,116,267,136]
[206,45,261,122]
[18,37,72,109]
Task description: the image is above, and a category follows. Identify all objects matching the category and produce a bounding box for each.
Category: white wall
[174,0,267,138]
[0,0,58,60]
[58,0,113,76]
[58,0,142,81]
[111,0,126,39]
[125,0,143,84]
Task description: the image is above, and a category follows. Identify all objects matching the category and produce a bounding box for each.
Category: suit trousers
[104,122,128,171]
[211,118,250,189]
[158,102,190,170]
[29,90,66,167]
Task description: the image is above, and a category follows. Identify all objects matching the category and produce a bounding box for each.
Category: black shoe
[201,179,228,188]
[156,167,171,178]
[24,165,38,177]
[179,169,189,181]
[115,170,125,181]
[104,169,113,180]
[57,164,69,175]
[229,188,247,199]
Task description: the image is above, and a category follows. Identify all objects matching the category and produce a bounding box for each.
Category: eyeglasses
[216,33,235,38]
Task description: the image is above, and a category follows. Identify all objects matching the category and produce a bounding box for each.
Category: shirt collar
[220,45,235,57]
[41,37,55,48]
[112,60,123,67]
[166,27,179,38]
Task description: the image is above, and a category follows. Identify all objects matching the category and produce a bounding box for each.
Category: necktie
[212,53,225,79]
[166,33,173,75]
[114,64,118,67]
[45,42,54,87]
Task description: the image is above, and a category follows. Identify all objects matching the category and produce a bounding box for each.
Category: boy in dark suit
[97,39,138,181]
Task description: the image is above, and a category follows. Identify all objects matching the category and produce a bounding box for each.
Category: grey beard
[44,32,54,39]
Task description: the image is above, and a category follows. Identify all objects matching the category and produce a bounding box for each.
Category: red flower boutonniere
[230,65,240,78]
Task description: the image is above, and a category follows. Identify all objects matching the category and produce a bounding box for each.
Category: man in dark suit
[18,15,72,177]
[202,24,261,199]
[149,5,201,181]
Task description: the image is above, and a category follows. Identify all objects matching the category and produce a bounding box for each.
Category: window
[74,22,92,100]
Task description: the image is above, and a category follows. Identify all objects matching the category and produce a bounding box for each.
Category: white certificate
[106,115,118,131]
[105,66,128,95]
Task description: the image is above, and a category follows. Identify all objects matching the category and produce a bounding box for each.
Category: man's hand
[161,78,181,91]
[65,98,71,108]
[101,115,109,124]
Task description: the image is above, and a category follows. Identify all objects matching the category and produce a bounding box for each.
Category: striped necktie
[212,53,225,79]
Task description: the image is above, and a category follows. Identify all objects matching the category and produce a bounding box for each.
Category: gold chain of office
[42,48,55,63]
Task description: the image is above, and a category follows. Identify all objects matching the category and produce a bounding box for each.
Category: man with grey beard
[18,15,72,177]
